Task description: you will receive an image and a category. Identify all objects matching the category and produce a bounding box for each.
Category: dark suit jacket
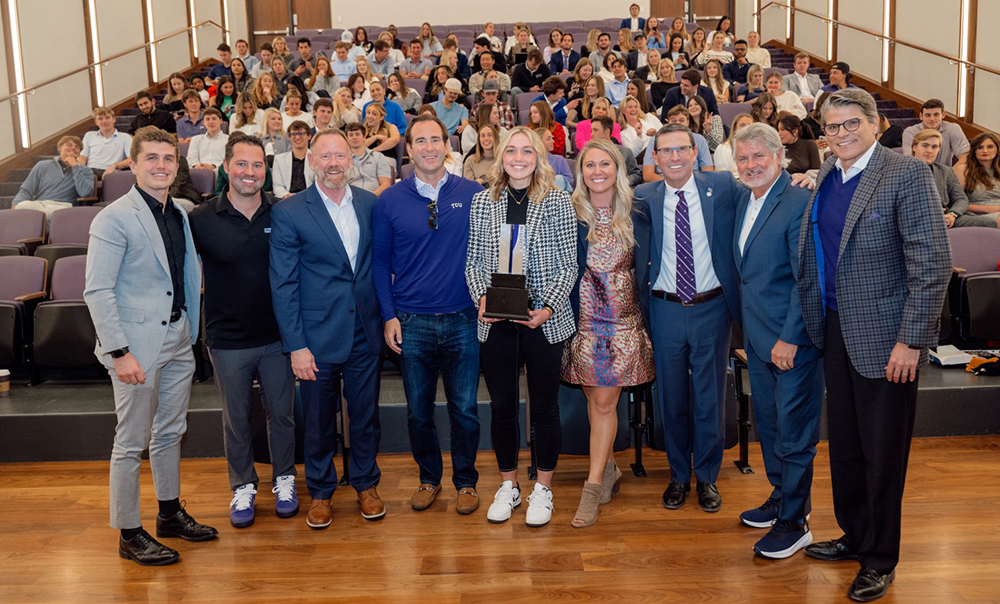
[269,184,382,364]
[620,17,647,31]
[733,171,818,364]
[797,144,952,379]
[549,50,581,73]
[659,85,719,119]
[633,172,742,330]
[570,198,652,332]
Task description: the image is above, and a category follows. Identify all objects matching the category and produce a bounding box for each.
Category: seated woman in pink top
[574,98,622,151]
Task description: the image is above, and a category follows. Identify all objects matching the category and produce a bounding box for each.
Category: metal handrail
[754,2,1000,78]
[0,19,227,105]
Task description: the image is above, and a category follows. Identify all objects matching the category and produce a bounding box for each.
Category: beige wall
[794,0,828,61]
[329,1,646,29]
[837,0,885,82]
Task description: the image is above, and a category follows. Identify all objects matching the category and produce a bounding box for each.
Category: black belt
[170,309,183,322]
[652,286,723,306]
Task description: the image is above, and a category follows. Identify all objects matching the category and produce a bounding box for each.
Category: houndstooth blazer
[465,186,578,344]
[798,143,952,379]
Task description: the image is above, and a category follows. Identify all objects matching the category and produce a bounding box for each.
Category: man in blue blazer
[548,33,581,74]
[634,124,741,513]
[621,4,646,31]
[798,89,951,602]
[731,124,825,560]
[659,69,720,118]
[269,129,385,529]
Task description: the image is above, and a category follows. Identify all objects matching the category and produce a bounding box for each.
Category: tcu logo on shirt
[451,203,463,209]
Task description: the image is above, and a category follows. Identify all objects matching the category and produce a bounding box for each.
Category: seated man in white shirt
[188,108,230,170]
[80,106,132,180]
[272,120,315,198]
[781,52,824,104]
[344,122,392,195]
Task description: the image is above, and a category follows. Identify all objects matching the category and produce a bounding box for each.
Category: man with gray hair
[731,123,824,560]
[797,88,951,602]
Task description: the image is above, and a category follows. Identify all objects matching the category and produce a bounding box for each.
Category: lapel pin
[706,187,713,197]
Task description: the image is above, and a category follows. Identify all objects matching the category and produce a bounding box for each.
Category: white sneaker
[486,480,521,523]
[525,483,554,527]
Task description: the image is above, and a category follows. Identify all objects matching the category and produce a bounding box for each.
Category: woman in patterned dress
[564,138,655,527]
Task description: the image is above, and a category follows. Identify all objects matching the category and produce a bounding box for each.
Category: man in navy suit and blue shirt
[798,89,951,602]
[269,128,386,529]
[634,124,742,513]
[731,123,824,559]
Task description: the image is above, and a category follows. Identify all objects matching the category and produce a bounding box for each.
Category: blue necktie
[675,190,696,303]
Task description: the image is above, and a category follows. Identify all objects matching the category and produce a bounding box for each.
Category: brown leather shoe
[410,483,441,511]
[305,498,332,529]
[357,487,386,520]
[455,488,480,515]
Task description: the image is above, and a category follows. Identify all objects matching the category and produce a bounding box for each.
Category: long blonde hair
[233,93,260,128]
[260,107,285,138]
[572,138,636,248]
[617,95,648,130]
[486,127,556,203]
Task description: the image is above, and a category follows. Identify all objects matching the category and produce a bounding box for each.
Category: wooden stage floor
[1,436,998,603]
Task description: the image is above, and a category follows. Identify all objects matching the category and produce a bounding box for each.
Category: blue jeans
[397,307,481,489]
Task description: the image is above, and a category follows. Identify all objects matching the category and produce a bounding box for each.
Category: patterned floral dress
[562,207,655,387]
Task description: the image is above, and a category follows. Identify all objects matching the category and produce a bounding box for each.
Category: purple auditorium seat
[101,171,137,203]
[179,142,190,157]
[406,78,427,99]
[0,255,47,367]
[718,103,752,128]
[32,255,100,370]
[946,227,1000,343]
[33,206,102,285]
[400,163,415,180]
[189,168,217,198]
[0,208,45,256]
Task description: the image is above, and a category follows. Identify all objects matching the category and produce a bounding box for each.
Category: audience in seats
[508,28,537,68]
[541,129,574,189]
[363,80,407,136]
[81,107,132,179]
[566,59,594,104]
[176,90,207,142]
[511,49,550,102]
[210,77,238,119]
[472,37,507,75]
[469,56,511,100]
[187,108,229,171]
[665,33,691,70]
[821,61,855,93]
[347,74,373,109]
[621,3,645,31]
[631,48,661,83]
[271,36,292,66]
[418,22,443,58]
[588,33,620,75]
[363,104,400,160]
[650,62,680,108]
[590,116,642,187]
[902,99,970,166]
[312,98,335,132]
[618,94,663,159]
[954,133,1000,228]
[567,75,602,128]
[685,27,707,65]
[251,43,274,78]
[745,31,771,68]
[364,40,392,77]
[703,59,732,105]
[626,33,650,72]
[270,58,293,96]
[777,115,821,175]
[645,17,667,49]
[131,91,176,134]
[191,75,210,103]
[465,94,510,154]
[911,130,971,229]
[233,38,259,74]
[332,87,361,127]
[626,79,650,113]
[342,122,392,195]
[686,95,724,152]
[463,121,499,185]
[504,23,537,54]
[782,52,823,104]
[659,69,720,121]
[354,27,374,54]
[425,66,457,104]
[471,79,514,131]
[878,113,904,149]
[549,32,580,74]
[751,93,779,130]
[765,72,807,119]
[699,31,734,67]
[614,28,635,56]
[307,57,340,97]
[250,73,280,111]
[162,72,188,115]
[282,90,315,130]
[802,92,830,140]
[722,40,751,85]
[713,113,754,178]
[260,108,291,155]
[479,22,502,53]
[13,135,94,217]
[330,42,357,79]
[605,57,630,108]
[401,39,434,80]
[207,43,233,86]
[272,121,315,198]
[386,73,422,114]
[527,101,565,156]
[709,16,735,46]
[430,79,469,135]
[230,59,254,95]
[575,97,621,152]
[230,94,263,135]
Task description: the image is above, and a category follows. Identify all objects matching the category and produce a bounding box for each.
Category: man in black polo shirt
[129,91,176,135]
[189,132,298,529]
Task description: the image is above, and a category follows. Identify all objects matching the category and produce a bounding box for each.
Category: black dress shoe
[696,482,721,513]
[156,507,219,542]
[119,529,180,566]
[848,567,895,602]
[805,535,858,561]
[661,481,690,509]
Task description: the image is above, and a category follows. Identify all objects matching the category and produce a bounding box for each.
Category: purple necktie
[675,190,696,303]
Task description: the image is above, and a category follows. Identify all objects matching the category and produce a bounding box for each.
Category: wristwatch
[109,347,130,359]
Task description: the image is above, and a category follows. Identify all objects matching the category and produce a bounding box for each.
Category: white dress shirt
[739,177,781,254]
[835,141,878,183]
[793,71,812,97]
[187,131,229,167]
[318,184,360,272]
[653,175,722,294]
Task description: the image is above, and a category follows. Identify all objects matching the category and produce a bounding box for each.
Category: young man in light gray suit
[782,53,824,104]
[798,89,951,602]
[85,126,217,567]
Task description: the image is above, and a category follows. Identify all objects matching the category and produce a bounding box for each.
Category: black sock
[121,526,142,540]
[158,498,181,518]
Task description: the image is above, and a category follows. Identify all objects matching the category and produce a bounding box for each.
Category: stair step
[9,168,32,182]
[33,155,56,165]
[890,117,921,129]
[0,196,13,210]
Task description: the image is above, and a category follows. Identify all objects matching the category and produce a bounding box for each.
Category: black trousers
[480,321,564,473]
[824,310,918,574]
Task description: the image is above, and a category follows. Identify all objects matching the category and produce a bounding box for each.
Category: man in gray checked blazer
[796,90,951,602]
[85,127,217,567]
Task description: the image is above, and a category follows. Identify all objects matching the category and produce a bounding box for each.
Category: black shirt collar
[214,185,272,221]
[136,185,176,216]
